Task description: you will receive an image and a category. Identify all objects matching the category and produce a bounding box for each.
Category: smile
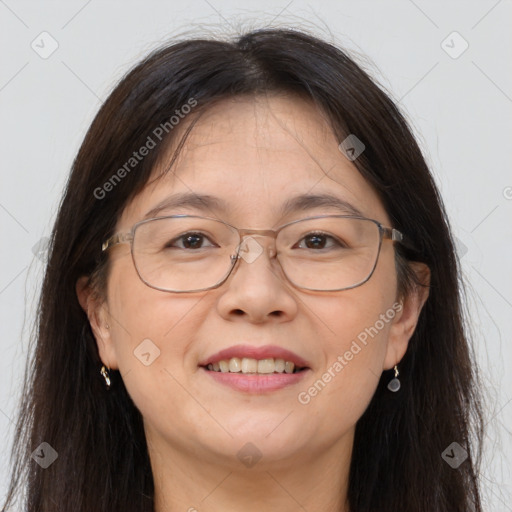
[203,357,308,374]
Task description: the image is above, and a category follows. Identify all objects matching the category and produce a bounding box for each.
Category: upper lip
[198,344,311,368]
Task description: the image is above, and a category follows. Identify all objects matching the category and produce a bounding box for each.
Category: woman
[2,28,484,511]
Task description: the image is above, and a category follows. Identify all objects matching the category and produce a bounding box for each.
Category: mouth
[201,357,309,375]
[198,345,311,393]
[198,344,311,375]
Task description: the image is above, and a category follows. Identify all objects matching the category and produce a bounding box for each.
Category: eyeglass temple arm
[102,232,133,252]
[382,227,418,253]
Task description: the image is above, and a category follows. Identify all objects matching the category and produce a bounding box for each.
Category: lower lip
[200,367,310,393]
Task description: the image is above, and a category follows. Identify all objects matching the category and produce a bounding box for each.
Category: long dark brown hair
[2,28,484,512]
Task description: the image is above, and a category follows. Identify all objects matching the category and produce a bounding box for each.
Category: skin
[77,94,429,512]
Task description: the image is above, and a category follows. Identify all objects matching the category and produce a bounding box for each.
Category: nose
[215,235,298,323]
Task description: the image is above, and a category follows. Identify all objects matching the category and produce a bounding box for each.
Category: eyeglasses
[101,214,409,293]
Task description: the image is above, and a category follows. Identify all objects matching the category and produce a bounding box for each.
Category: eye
[295,233,344,250]
[166,232,217,250]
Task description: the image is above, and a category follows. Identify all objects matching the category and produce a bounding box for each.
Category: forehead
[117,95,389,229]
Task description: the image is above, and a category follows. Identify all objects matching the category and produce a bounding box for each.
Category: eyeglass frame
[101,214,414,293]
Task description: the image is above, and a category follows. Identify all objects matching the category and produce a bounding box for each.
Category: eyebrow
[142,192,364,220]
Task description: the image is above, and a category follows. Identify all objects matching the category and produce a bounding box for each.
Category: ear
[76,275,118,370]
[383,262,430,370]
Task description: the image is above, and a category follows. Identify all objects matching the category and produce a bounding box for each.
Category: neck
[149,428,353,512]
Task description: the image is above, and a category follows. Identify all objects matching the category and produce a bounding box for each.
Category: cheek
[304,249,397,358]
[105,261,207,405]
[295,299,393,436]
[296,255,398,420]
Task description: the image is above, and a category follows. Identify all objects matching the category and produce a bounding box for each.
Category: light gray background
[1,0,511,509]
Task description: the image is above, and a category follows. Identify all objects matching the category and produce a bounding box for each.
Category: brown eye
[296,233,342,250]
[166,232,215,250]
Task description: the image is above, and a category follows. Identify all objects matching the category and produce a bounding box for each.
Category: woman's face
[82,95,422,473]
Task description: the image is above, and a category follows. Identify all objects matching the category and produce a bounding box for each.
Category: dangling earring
[387,364,401,392]
[100,365,111,390]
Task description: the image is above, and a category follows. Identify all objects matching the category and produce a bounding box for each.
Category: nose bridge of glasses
[235,228,279,261]
[238,228,278,238]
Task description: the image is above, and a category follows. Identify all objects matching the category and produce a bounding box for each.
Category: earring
[100,365,111,390]
[105,323,110,329]
[387,365,401,392]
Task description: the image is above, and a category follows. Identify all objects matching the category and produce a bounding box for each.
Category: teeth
[206,357,302,374]
[228,357,241,372]
[274,358,285,372]
[257,358,274,374]
[241,358,258,373]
